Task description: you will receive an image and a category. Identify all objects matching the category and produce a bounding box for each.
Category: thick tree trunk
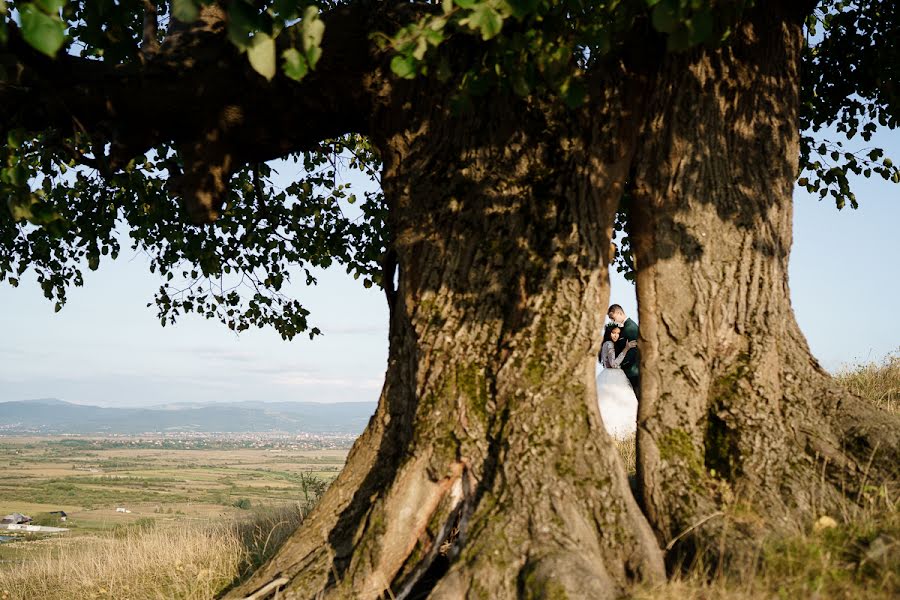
[630,2,900,567]
[228,79,665,598]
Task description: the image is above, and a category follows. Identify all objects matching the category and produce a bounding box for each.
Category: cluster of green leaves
[385,0,628,108]
[2,0,67,57]
[3,1,389,337]
[384,0,751,107]
[4,0,899,324]
[3,0,330,81]
[799,0,900,209]
[1,132,386,339]
[169,0,330,82]
[4,0,154,61]
[201,0,327,82]
[645,0,750,51]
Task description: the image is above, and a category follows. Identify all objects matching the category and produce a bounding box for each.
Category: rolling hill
[0,398,376,434]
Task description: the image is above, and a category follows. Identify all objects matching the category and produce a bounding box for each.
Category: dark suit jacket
[620,318,639,382]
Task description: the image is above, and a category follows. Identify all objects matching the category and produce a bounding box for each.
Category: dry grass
[835,352,899,415]
[632,506,900,600]
[626,355,900,599]
[3,359,895,599]
[0,505,304,600]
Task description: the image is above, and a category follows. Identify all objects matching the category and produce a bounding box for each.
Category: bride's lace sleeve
[601,341,628,368]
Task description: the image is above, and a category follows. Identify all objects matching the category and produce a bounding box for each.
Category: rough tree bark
[5,6,667,596]
[228,75,666,598]
[629,1,900,566]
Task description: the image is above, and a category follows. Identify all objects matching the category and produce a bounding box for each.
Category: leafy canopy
[1,0,897,331]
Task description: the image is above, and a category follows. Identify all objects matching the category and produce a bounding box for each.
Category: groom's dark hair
[608,304,623,314]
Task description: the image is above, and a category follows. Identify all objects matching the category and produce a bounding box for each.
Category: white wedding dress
[596,341,638,437]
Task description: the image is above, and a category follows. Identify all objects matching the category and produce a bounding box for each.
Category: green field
[0,436,348,542]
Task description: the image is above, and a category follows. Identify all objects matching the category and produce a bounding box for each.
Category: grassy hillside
[0,399,376,434]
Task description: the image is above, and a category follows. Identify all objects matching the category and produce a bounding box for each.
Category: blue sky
[1,131,897,407]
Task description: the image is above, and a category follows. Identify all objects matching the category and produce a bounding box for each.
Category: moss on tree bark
[630,2,900,568]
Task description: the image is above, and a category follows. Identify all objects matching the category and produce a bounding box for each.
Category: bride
[596,324,638,437]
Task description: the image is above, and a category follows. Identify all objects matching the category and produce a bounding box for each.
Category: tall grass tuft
[835,352,899,414]
[632,507,900,599]
[0,505,304,600]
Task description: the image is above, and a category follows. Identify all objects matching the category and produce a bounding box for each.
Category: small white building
[115,507,131,513]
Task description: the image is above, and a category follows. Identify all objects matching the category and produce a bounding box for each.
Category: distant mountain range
[0,398,376,434]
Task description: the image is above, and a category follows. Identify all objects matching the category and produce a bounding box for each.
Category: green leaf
[666,25,690,51]
[1,164,28,186]
[7,128,25,149]
[461,4,503,40]
[301,6,325,52]
[560,77,587,108]
[227,0,264,49]
[247,33,276,80]
[412,36,428,60]
[306,45,322,69]
[651,0,679,34]
[6,193,37,222]
[390,54,417,79]
[454,0,477,8]
[19,3,66,58]
[425,28,444,46]
[34,0,65,14]
[282,47,308,81]
[172,0,199,23]
[505,0,538,19]
[272,0,300,20]
[688,10,713,45]
[511,74,530,97]
[299,6,324,69]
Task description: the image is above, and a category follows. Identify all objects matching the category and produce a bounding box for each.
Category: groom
[608,304,640,395]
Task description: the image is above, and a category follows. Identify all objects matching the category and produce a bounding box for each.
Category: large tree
[2,0,898,598]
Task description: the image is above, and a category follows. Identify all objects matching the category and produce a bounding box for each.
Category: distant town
[8,432,360,450]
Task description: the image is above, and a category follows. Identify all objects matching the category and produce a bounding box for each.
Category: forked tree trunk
[630,2,900,567]
[227,81,665,597]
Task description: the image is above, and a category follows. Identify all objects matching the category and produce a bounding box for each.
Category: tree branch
[1,2,389,222]
[141,0,160,59]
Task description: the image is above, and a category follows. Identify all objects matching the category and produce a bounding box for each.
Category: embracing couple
[596,304,640,438]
